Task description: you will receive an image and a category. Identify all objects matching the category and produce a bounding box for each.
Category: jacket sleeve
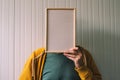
[75,49,102,80]
[75,66,93,80]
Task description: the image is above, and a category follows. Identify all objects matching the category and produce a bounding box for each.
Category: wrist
[75,61,81,68]
[74,60,84,68]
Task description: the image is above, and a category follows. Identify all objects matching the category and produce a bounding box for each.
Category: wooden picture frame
[45,8,76,53]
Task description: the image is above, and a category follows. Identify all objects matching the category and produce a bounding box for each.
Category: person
[19,46,102,80]
[63,46,102,80]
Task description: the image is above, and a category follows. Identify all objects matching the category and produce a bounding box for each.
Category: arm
[63,46,102,80]
[83,49,102,80]
[75,66,93,80]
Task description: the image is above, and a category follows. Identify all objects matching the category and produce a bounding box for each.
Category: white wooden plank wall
[0,0,120,80]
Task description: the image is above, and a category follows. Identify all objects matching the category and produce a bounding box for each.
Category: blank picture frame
[45,8,76,52]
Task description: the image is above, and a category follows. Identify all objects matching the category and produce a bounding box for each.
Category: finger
[69,47,78,51]
[63,53,76,58]
[64,50,74,54]
[64,47,79,55]
[65,56,74,61]
[64,50,81,56]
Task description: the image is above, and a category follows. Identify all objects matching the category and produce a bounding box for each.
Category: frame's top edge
[46,8,76,10]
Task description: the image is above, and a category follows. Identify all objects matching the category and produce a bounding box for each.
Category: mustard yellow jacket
[19,48,102,80]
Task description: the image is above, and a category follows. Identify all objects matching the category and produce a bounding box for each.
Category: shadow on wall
[76,25,120,80]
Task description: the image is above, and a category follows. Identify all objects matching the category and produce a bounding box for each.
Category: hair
[76,45,84,53]
[76,45,87,66]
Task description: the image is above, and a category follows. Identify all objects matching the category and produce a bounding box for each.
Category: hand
[63,47,83,68]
